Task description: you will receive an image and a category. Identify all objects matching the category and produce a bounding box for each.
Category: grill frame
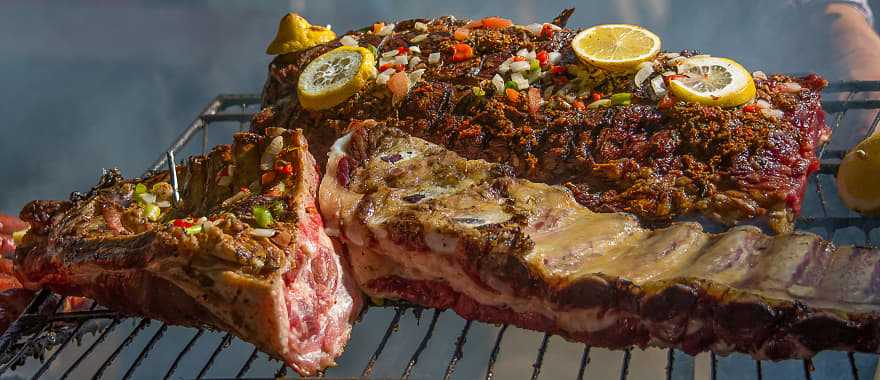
[1,81,879,379]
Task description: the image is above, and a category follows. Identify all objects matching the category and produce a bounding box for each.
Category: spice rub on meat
[14,129,361,376]
[252,10,830,233]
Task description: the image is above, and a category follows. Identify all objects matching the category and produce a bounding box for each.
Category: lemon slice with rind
[571,24,661,72]
[668,56,756,107]
[837,133,880,215]
[297,46,376,110]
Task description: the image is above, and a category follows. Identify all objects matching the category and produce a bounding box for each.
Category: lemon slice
[837,133,880,215]
[667,57,756,107]
[266,13,336,55]
[297,46,376,110]
[571,24,661,71]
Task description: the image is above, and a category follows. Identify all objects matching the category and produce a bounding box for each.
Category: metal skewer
[166,151,181,207]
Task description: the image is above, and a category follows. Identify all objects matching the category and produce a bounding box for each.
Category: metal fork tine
[484,324,509,380]
[530,333,551,380]
[710,352,717,380]
[166,151,181,206]
[803,359,814,380]
[576,346,592,380]
[756,360,763,380]
[442,319,473,380]
[361,307,404,378]
[401,309,442,379]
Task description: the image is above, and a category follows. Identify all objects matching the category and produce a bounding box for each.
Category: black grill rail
[0,81,879,379]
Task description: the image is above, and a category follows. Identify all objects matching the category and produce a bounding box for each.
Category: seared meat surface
[15,129,361,376]
[320,124,879,360]
[253,12,829,232]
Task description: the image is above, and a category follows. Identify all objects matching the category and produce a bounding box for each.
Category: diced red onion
[651,75,667,97]
[408,56,422,69]
[756,99,772,109]
[634,63,655,88]
[408,46,421,54]
[761,108,785,120]
[382,49,399,58]
[414,22,428,32]
[410,33,429,43]
[428,52,441,64]
[510,61,531,73]
[394,55,408,65]
[779,82,802,93]
[492,74,505,93]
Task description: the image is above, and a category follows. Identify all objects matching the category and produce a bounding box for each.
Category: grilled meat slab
[320,124,878,360]
[14,129,361,375]
[253,11,830,232]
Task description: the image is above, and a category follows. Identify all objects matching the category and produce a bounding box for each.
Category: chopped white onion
[408,56,422,69]
[410,33,429,43]
[394,54,409,65]
[498,57,513,73]
[260,136,284,170]
[516,48,530,58]
[510,61,531,73]
[138,193,156,204]
[377,23,395,36]
[339,35,358,46]
[780,82,802,93]
[414,21,428,32]
[408,69,426,83]
[651,75,667,97]
[376,73,391,85]
[761,108,785,120]
[668,56,687,66]
[634,64,655,88]
[524,23,543,35]
[249,228,277,238]
[382,49,399,58]
[428,52,441,64]
[752,70,768,80]
[408,45,421,54]
[381,68,396,76]
[492,74,505,93]
[156,200,171,208]
[756,99,772,109]
[547,51,561,65]
[511,72,529,89]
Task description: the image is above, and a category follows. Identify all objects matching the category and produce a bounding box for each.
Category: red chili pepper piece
[743,104,759,113]
[379,63,394,72]
[397,47,408,54]
[591,92,603,102]
[541,24,554,38]
[173,219,194,228]
[394,64,405,72]
[550,65,566,75]
[276,163,294,176]
[511,56,527,62]
[536,51,549,67]
[658,95,676,109]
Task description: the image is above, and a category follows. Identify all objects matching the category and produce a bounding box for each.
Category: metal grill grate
[1,81,879,379]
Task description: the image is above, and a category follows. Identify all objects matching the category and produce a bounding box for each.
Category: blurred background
[2,1,880,379]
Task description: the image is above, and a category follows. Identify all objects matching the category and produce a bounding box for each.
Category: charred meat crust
[327,126,880,360]
[254,11,829,232]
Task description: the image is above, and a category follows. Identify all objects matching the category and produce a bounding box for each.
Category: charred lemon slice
[571,24,661,71]
[668,56,756,107]
[837,133,880,215]
[266,13,336,55]
[297,46,376,110]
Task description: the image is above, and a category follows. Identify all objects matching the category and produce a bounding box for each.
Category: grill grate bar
[59,318,122,380]
[121,323,168,380]
[576,346,591,380]
[0,296,65,374]
[195,333,233,380]
[442,319,473,380]
[803,359,814,380]
[30,301,99,380]
[710,352,717,380]
[162,329,204,380]
[665,349,674,380]
[756,360,763,380]
[529,333,551,380]
[619,348,631,380]
[235,346,260,378]
[92,318,151,379]
[274,362,288,378]
[361,307,404,378]
[484,324,509,380]
[848,352,859,380]
[401,308,442,380]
